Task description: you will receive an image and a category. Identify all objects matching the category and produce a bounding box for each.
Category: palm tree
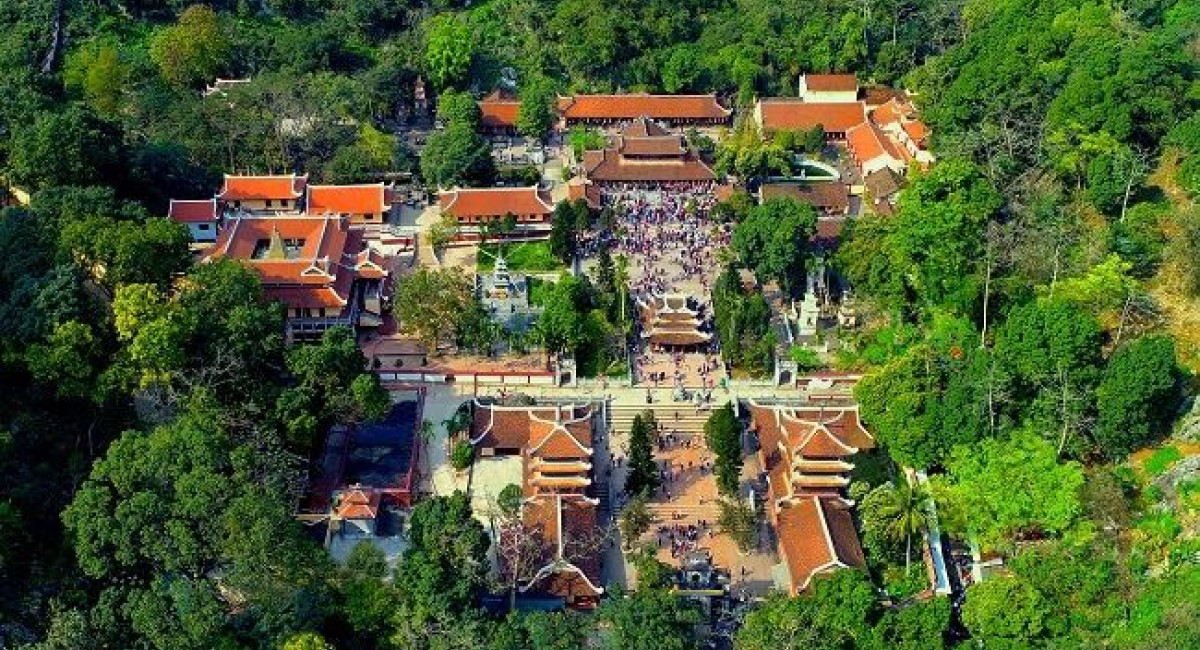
[866,482,932,574]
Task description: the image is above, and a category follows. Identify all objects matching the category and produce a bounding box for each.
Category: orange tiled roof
[307,183,387,216]
[802,74,858,92]
[168,199,218,224]
[775,496,866,592]
[847,122,903,164]
[439,187,555,218]
[757,100,867,133]
[205,214,386,313]
[217,174,307,201]
[336,487,381,519]
[583,148,715,183]
[760,182,849,212]
[521,495,604,602]
[558,94,731,121]
[566,178,601,210]
[479,90,521,129]
[620,136,686,156]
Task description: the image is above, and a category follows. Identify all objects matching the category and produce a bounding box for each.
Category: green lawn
[478,241,566,273]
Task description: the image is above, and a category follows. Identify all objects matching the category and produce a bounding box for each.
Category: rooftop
[558,94,731,121]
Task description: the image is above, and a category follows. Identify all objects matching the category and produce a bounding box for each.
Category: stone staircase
[608,402,712,436]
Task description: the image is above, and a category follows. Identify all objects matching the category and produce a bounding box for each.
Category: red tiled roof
[308,184,387,216]
[621,117,671,137]
[558,94,730,121]
[803,74,858,92]
[205,214,385,313]
[583,148,715,183]
[775,496,866,592]
[619,136,686,156]
[903,120,929,142]
[863,86,909,108]
[479,90,520,129]
[217,174,307,201]
[521,495,604,602]
[757,100,867,133]
[336,487,381,519]
[567,179,601,210]
[168,199,218,224]
[760,182,849,212]
[439,187,555,218]
[848,122,904,164]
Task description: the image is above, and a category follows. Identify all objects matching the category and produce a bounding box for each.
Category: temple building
[307,183,391,226]
[216,173,308,213]
[748,401,875,594]
[205,213,388,339]
[759,182,850,217]
[168,198,220,243]
[470,401,604,608]
[752,99,868,140]
[637,294,712,349]
[580,117,716,186]
[479,90,521,135]
[558,94,731,127]
[439,186,556,239]
[797,74,860,103]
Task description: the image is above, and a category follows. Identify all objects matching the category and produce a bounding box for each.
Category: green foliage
[716,498,757,553]
[149,5,231,88]
[704,403,742,496]
[597,586,702,650]
[1143,446,1184,477]
[1095,335,1183,458]
[397,491,490,614]
[943,431,1084,552]
[857,482,931,572]
[732,196,817,296]
[619,492,653,548]
[392,267,479,352]
[517,77,557,141]
[424,14,474,90]
[548,199,589,263]
[624,412,660,497]
[421,121,495,188]
[736,570,879,650]
[711,265,774,376]
[8,107,123,191]
[856,315,991,468]
[450,440,474,471]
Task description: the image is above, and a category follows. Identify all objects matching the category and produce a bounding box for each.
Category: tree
[703,403,742,496]
[871,597,951,650]
[281,632,333,650]
[450,441,474,471]
[534,277,584,357]
[420,121,494,188]
[549,200,587,263]
[736,570,879,650]
[732,196,817,296]
[524,611,589,650]
[1094,335,1182,458]
[424,14,474,90]
[393,267,476,352]
[517,77,557,142]
[597,586,702,650]
[619,492,653,549]
[396,492,490,614]
[149,5,231,87]
[63,42,127,116]
[8,107,123,191]
[943,432,1085,552]
[624,412,659,497]
[857,482,930,573]
[716,498,757,553]
[962,577,1048,650]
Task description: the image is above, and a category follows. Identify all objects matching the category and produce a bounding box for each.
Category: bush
[1143,446,1184,477]
[451,441,474,471]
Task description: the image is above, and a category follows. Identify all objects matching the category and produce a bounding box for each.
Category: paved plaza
[596,186,732,389]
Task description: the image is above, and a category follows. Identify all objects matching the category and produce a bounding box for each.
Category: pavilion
[580,117,716,187]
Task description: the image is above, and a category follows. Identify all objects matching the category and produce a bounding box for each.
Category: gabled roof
[802,74,858,92]
[621,116,671,137]
[775,496,866,592]
[521,494,604,600]
[847,121,906,164]
[336,487,381,520]
[479,90,520,129]
[760,182,849,212]
[583,148,715,183]
[619,136,686,156]
[757,100,867,133]
[308,183,387,216]
[168,198,218,224]
[204,214,385,312]
[558,94,731,121]
[217,174,307,202]
[438,187,555,218]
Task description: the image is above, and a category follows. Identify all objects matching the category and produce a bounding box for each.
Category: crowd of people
[587,183,731,389]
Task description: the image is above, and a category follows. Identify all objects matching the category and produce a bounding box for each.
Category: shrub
[451,441,474,471]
